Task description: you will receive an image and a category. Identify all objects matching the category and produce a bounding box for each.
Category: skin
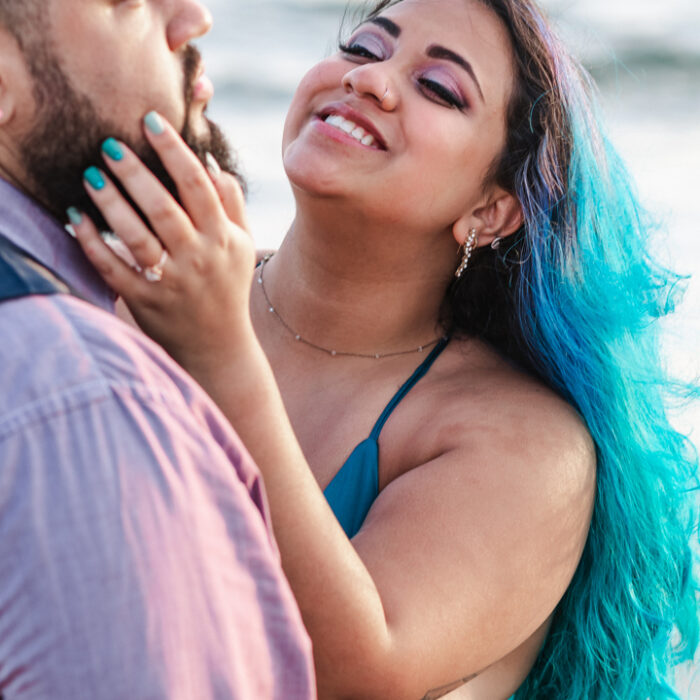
[42,0,596,697]
[0,0,213,198]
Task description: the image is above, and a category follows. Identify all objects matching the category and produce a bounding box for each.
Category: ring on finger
[142,249,169,283]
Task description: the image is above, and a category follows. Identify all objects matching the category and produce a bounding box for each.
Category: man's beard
[19,43,245,231]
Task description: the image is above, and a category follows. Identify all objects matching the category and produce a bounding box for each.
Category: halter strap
[369,336,450,440]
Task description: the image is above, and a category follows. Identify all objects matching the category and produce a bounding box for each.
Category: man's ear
[0,25,28,129]
[0,78,11,125]
[0,57,9,127]
[452,188,523,249]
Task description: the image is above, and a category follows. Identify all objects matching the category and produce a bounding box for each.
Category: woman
[72,0,699,697]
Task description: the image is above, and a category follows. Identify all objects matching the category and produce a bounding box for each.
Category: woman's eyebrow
[369,16,402,38]
[427,45,485,103]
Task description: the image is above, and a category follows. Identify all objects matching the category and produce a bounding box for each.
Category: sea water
[199,1,700,694]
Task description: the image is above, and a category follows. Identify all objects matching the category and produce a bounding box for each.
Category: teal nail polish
[84,166,106,191]
[66,207,83,225]
[144,111,164,135]
[101,138,124,161]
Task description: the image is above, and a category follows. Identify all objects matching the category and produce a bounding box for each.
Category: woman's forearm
[186,333,401,698]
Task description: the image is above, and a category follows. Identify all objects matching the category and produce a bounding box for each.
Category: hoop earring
[455,228,478,279]
[490,237,503,250]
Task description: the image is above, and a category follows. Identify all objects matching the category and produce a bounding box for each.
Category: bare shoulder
[438,337,596,510]
[387,336,596,514]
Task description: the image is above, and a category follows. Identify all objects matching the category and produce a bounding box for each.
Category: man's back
[0,208,314,699]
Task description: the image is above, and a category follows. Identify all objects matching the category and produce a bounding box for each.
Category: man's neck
[0,176,116,312]
[0,155,51,215]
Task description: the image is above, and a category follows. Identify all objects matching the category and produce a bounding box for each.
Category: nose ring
[380,88,389,104]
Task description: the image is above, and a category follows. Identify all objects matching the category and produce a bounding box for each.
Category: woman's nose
[342,65,398,111]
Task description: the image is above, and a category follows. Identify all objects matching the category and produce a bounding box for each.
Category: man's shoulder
[0,292,226,440]
[0,290,266,504]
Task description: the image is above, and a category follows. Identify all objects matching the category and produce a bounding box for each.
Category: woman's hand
[71,111,255,370]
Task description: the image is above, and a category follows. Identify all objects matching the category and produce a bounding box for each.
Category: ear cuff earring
[455,228,478,279]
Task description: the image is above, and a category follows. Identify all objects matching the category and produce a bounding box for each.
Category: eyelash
[338,41,467,111]
[417,78,465,110]
[338,42,381,61]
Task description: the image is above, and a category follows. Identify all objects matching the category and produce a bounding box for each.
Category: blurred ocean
[199,1,699,693]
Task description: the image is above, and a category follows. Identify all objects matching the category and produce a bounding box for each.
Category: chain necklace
[257,255,444,360]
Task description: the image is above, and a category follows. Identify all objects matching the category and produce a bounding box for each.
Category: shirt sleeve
[0,381,314,700]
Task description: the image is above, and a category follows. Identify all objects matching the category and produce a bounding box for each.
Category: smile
[323,115,376,147]
[316,103,387,150]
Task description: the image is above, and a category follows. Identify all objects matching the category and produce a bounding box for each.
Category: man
[0,1,314,697]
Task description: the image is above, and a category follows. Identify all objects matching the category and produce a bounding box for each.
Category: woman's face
[282,0,515,233]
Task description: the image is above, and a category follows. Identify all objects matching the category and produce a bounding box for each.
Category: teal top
[323,337,450,538]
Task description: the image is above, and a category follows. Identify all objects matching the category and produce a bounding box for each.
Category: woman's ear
[452,188,523,249]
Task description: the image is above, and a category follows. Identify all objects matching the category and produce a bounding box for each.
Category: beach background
[200,0,700,694]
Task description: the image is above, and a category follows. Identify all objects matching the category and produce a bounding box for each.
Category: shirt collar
[0,178,116,313]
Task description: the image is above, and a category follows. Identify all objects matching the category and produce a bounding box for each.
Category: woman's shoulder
[447,335,592,440]
[454,336,594,487]
[390,335,596,501]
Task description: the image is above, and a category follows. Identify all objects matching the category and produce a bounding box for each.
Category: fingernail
[205,152,221,179]
[101,137,124,161]
[84,166,106,191]
[66,207,83,225]
[144,111,164,135]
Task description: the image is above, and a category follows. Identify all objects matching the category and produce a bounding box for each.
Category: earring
[455,228,478,279]
[490,237,503,250]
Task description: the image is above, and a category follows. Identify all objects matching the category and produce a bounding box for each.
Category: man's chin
[187,109,213,140]
[188,122,213,147]
[22,96,242,231]
[184,117,247,196]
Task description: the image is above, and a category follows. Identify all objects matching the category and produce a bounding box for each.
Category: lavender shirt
[0,179,315,699]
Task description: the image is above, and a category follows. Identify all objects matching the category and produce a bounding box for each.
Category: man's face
[15,0,241,228]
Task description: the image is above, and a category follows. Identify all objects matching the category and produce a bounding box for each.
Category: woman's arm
[74,116,596,699]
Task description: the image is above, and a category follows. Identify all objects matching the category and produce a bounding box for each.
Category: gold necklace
[257,255,444,360]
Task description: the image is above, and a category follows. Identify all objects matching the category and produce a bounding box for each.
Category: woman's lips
[313,116,383,151]
[317,103,387,150]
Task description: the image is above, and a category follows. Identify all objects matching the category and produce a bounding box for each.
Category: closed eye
[418,78,466,110]
[339,42,381,61]
[338,30,388,62]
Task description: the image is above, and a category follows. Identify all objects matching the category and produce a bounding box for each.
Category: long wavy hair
[359,1,699,696]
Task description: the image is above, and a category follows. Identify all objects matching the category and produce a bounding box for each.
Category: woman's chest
[276,363,450,491]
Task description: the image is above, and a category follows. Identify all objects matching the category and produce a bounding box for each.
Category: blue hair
[461,2,700,696]
[514,69,699,700]
[365,1,698,695]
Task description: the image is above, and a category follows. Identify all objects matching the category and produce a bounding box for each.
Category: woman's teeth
[324,114,376,147]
